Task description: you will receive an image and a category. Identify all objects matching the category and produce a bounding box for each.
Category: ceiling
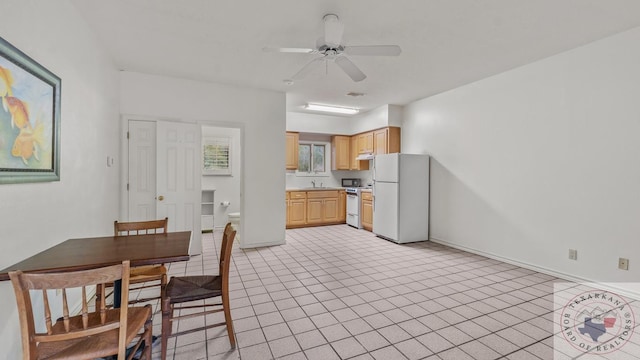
[71,0,640,116]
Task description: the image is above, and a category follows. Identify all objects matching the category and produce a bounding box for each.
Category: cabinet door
[350,136,368,170]
[362,200,373,231]
[306,198,323,224]
[323,198,339,222]
[374,128,388,155]
[289,199,306,225]
[286,199,290,226]
[387,127,401,154]
[332,136,350,170]
[358,132,374,154]
[285,132,299,170]
[338,191,346,222]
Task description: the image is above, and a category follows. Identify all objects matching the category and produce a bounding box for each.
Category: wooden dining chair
[9,260,152,360]
[97,217,169,308]
[160,223,236,360]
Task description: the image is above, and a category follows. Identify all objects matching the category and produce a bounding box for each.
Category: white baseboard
[429,237,640,301]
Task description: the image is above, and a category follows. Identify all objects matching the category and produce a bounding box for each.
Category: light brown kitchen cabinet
[306,190,339,224]
[306,198,323,224]
[286,190,345,228]
[338,190,346,222]
[350,136,369,170]
[285,192,290,225]
[288,191,306,226]
[361,191,373,231]
[374,127,401,155]
[285,132,299,170]
[358,132,374,154]
[331,135,350,170]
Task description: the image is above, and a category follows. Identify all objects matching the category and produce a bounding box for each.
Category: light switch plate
[619,258,629,270]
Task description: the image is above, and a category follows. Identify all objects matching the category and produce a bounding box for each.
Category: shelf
[201,190,215,231]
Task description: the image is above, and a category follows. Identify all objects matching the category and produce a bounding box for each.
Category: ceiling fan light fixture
[305,103,360,115]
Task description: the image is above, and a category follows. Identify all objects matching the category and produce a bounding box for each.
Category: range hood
[355,153,374,161]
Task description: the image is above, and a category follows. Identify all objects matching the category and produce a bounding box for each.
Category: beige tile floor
[131,225,639,360]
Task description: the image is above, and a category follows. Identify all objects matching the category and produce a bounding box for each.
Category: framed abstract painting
[0,36,61,184]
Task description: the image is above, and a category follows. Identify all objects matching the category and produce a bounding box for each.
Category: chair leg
[143,309,153,360]
[161,297,171,360]
[222,293,235,348]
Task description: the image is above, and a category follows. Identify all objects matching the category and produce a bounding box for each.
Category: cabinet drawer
[307,190,339,199]
[361,191,373,201]
[289,191,306,199]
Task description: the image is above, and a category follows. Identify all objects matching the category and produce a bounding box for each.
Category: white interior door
[156,121,202,254]
[128,120,157,221]
[127,119,202,255]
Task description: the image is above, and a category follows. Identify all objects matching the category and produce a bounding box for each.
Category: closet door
[127,119,202,254]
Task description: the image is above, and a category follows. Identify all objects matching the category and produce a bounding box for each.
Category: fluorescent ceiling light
[305,103,359,115]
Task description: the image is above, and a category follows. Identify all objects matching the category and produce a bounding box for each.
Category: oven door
[346,192,361,228]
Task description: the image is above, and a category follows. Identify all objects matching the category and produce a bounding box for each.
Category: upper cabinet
[287,127,399,172]
[285,132,299,170]
[357,132,374,154]
[374,127,401,155]
[350,136,369,170]
[331,135,350,170]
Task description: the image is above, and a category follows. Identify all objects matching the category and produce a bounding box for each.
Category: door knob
[157,195,164,201]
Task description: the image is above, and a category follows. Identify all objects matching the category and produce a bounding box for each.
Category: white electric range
[345,187,370,229]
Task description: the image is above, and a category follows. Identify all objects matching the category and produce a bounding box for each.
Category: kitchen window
[297,141,330,176]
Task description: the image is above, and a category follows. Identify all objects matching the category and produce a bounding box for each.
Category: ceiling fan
[264,14,401,82]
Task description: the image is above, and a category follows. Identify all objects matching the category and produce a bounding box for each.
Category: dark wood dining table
[0,231,192,282]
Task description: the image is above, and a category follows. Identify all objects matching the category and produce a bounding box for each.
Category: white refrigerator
[373,153,430,243]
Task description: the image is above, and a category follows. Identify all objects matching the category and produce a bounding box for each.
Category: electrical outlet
[619,258,629,270]
[568,249,578,260]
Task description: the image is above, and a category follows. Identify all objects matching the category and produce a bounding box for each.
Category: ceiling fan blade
[335,56,366,82]
[323,14,344,47]
[263,47,316,54]
[292,57,324,80]
[344,45,402,56]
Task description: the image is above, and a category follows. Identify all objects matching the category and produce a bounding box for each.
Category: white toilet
[228,212,240,231]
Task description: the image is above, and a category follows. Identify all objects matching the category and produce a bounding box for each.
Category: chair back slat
[62,289,70,332]
[9,261,131,359]
[42,290,52,334]
[114,217,168,236]
[99,284,107,324]
[81,286,89,329]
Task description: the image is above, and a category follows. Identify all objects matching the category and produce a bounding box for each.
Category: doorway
[201,125,242,236]
[124,117,202,254]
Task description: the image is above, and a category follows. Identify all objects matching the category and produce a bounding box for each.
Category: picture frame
[0,36,61,184]
[202,137,232,176]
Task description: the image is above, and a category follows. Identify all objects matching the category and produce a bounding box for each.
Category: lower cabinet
[286,190,345,228]
[361,191,373,231]
[288,192,307,227]
[338,190,346,222]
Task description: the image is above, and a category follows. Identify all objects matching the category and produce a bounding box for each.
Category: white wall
[120,72,286,248]
[202,126,241,228]
[0,1,120,357]
[403,26,640,295]
[287,112,352,134]
[351,104,403,134]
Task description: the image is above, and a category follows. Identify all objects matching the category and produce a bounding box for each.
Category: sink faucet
[311,180,316,188]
